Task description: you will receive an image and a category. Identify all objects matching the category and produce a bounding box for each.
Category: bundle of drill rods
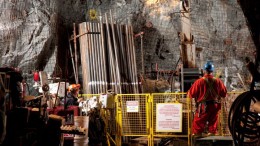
[79,14,139,94]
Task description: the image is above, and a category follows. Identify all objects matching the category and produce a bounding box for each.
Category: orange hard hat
[68,84,80,92]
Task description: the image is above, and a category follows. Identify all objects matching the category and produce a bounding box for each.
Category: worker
[188,61,227,136]
[65,84,82,107]
[245,56,260,90]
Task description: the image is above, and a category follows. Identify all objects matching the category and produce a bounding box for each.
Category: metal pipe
[130,25,139,93]
[105,13,116,93]
[95,22,102,93]
[129,26,136,93]
[90,22,97,93]
[91,22,98,93]
[73,23,79,84]
[94,22,101,93]
[117,24,127,93]
[99,18,108,92]
[68,35,77,83]
[131,26,138,93]
[97,22,105,93]
[125,25,134,93]
[87,22,94,94]
[110,10,122,94]
[84,22,89,93]
[140,32,144,93]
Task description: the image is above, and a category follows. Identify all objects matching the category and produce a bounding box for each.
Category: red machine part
[33,71,40,82]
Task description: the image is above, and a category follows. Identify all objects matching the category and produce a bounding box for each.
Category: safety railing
[116,94,151,146]
[80,92,244,146]
[151,93,191,146]
[219,91,244,136]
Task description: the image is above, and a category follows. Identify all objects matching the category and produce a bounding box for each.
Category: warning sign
[126,101,139,112]
[156,103,182,132]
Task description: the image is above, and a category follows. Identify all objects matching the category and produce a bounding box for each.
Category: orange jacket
[188,74,227,102]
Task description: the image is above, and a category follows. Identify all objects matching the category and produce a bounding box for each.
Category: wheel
[228,90,260,145]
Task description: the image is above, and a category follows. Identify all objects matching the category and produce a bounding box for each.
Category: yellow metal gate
[115,92,242,146]
[116,94,151,145]
[151,93,191,146]
[82,92,243,146]
[116,93,191,146]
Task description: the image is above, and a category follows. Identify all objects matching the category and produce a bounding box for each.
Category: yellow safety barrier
[151,92,191,146]
[79,94,100,99]
[80,92,244,146]
[219,91,244,136]
[116,94,151,146]
[115,93,191,146]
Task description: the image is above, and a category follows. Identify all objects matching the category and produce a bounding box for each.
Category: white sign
[126,101,139,112]
[156,103,182,132]
[49,82,69,97]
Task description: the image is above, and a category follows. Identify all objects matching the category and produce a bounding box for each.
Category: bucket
[74,116,89,146]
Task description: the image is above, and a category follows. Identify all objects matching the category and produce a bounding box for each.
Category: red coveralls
[188,74,227,134]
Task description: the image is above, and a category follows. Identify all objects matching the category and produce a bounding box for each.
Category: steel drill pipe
[130,26,139,94]
[117,24,127,93]
[110,10,122,94]
[92,22,99,93]
[127,25,136,93]
[95,22,103,93]
[73,23,79,84]
[87,22,95,93]
[105,13,116,93]
[131,26,138,93]
[124,25,133,93]
[118,25,127,92]
[94,22,102,93]
[100,21,108,92]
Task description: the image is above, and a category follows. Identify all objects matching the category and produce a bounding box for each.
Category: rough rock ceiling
[239,0,260,60]
[0,0,257,92]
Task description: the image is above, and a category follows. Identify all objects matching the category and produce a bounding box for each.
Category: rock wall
[0,0,255,91]
[0,0,58,77]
